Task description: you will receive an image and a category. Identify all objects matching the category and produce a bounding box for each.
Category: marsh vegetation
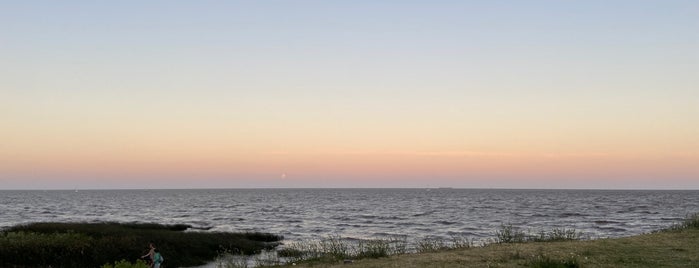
[0,222,282,267]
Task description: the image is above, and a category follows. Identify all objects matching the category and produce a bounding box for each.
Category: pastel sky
[1,1,697,189]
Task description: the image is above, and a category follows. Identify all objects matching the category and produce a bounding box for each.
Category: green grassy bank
[282,215,699,268]
[282,229,697,268]
[0,222,282,267]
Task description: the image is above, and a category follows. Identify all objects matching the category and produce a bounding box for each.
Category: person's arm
[141,249,154,259]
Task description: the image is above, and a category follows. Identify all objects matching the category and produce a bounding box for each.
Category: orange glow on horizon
[3,148,696,183]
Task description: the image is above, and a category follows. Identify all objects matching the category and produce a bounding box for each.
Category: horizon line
[2,187,698,191]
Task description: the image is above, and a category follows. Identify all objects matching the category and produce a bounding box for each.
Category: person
[153,248,164,268]
[140,242,156,267]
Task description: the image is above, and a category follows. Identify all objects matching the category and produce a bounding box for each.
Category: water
[1,189,697,243]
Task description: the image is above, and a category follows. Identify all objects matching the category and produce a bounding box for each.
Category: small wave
[639,211,659,214]
[617,206,657,214]
[214,217,244,221]
[412,211,435,217]
[336,223,364,228]
[595,226,627,232]
[435,220,458,225]
[261,208,281,212]
[661,217,683,221]
[371,232,395,237]
[332,214,402,221]
[559,212,587,217]
[447,231,476,236]
[594,220,620,225]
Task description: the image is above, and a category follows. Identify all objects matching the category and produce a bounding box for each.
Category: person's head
[149,242,155,249]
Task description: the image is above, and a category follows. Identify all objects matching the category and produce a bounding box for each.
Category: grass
[525,253,580,268]
[0,222,283,268]
[494,224,582,243]
[276,214,699,268]
[277,235,405,263]
[532,228,583,242]
[280,229,698,267]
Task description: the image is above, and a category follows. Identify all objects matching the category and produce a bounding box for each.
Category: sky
[1,1,698,189]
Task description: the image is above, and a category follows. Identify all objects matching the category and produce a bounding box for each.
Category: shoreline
[283,228,699,268]
[211,215,699,267]
[2,214,697,268]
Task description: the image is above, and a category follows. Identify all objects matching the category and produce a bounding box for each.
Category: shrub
[0,231,93,267]
[495,224,527,243]
[494,225,582,243]
[313,235,348,259]
[416,237,448,252]
[356,239,390,258]
[532,228,582,242]
[450,234,473,249]
[0,222,282,268]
